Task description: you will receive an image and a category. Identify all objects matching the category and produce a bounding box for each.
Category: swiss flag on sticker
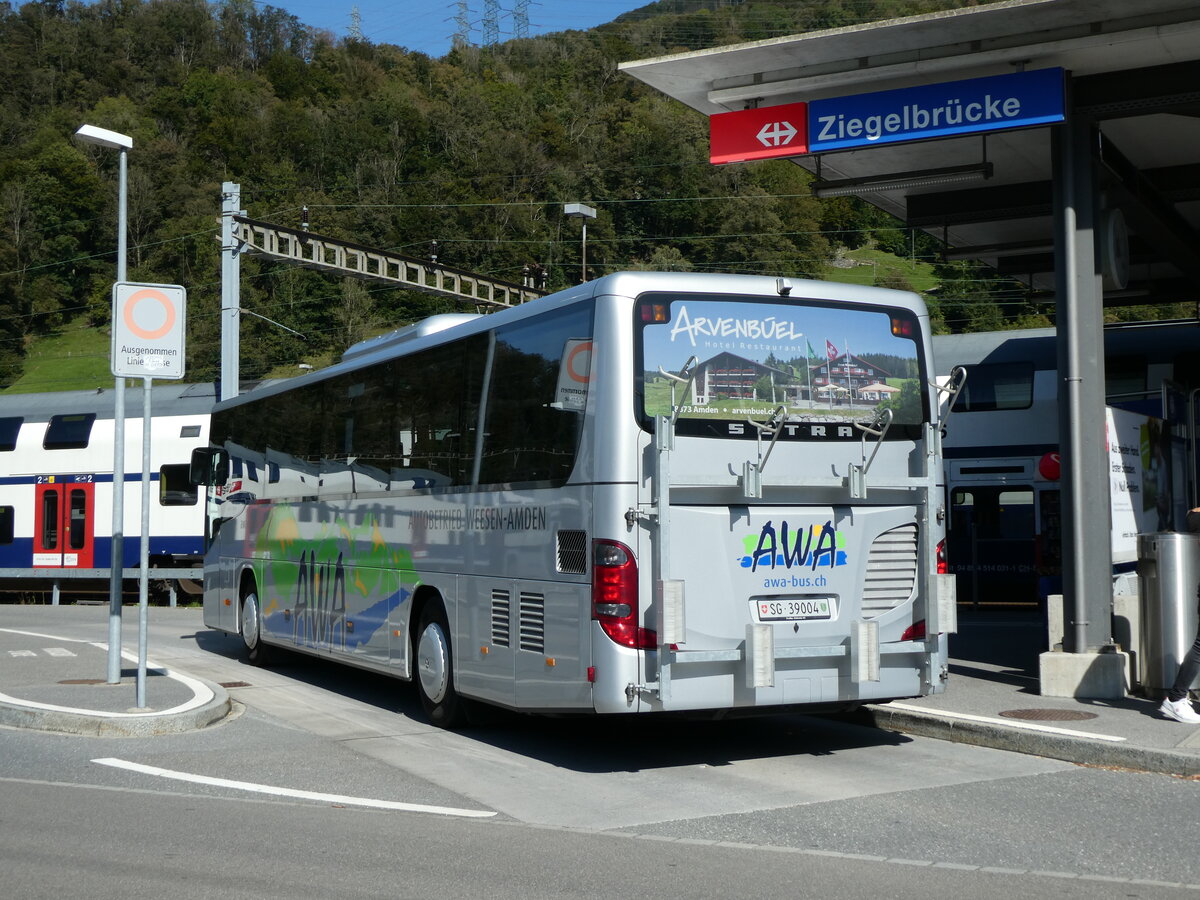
[709,102,809,165]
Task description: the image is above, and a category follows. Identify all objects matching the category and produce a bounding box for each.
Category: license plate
[752,597,833,622]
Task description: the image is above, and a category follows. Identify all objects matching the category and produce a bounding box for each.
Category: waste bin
[1137,532,1200,693]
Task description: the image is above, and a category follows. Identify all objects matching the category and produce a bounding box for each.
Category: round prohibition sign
[565,340,592,383]
[122,287,177,340]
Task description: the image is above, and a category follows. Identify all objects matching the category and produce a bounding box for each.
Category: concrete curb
[0,677,232,738]
[860,704,1200,778]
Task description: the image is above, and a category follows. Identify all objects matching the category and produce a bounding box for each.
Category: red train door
[33,478,96,568]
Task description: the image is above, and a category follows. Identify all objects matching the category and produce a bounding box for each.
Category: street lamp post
[74,124,132,686]
[563,203,597,283]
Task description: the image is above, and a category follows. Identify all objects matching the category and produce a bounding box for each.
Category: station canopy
[620,0,1200,309]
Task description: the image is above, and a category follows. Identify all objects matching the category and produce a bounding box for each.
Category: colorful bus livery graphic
[739,520,848,572]
[256,507,418,653]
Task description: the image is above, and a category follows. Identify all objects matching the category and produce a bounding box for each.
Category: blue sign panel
[808,68,1064,152]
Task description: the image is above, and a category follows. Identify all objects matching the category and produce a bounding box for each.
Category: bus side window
[396,338,485,487]
[479,305,592,486]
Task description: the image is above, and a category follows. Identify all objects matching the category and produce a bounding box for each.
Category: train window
[160,464,198,506]
[0,417,22,451]
[68,490,87,550]
[41,491,59,550]
[952,362,1033,412]
[44,413,96,450]
[180,425,202,438]
[0,506,12,544]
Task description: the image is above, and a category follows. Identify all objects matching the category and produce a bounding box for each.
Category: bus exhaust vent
[862,524,919,617]
[491,589,511,648]
[556,530,588,574]
[518,592,545,653]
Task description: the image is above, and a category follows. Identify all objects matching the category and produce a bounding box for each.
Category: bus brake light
[936,539,947,575]
[902,620,926,641]
[592,539,656,649]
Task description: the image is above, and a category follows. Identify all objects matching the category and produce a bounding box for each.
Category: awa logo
[737,520,847,572]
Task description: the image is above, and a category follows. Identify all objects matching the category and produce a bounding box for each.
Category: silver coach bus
[192,272,957,727]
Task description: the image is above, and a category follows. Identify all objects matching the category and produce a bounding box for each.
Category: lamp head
[74,124,133,151]
[563,202,597,220]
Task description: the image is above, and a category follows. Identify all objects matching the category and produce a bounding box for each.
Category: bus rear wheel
[241,589,272,666]
[415,602,466,729]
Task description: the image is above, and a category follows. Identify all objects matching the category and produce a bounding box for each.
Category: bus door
[33,477,96,568]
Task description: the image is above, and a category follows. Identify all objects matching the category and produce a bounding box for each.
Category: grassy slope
[821,247,939,292]
[4,319,114,394]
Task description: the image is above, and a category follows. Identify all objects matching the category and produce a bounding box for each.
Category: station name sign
[710,68,1064,163]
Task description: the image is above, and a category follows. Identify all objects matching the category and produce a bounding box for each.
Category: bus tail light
[592,540,657,649]
[936,539,947,575]
[902,620,926,641]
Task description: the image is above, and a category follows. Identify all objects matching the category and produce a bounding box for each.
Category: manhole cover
[58,678,106,685]
[998,708,1098,722]
[219,681,251,689]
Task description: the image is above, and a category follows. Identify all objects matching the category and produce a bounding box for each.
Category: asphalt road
[1,604,1197,898]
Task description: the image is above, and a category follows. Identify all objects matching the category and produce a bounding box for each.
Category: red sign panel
[709,102,808,165]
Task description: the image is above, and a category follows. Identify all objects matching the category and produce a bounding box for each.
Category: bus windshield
[638,292,926,438]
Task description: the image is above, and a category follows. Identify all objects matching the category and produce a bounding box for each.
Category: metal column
[220,182,242,402]
[1052,110,1114,653]
[107,146,128,684]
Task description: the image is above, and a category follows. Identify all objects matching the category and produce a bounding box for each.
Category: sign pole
[137,376,152,708]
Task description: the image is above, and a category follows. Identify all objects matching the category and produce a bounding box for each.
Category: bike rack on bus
[740,405,787,499]
[933,365,968,419]
[847,407,894,499]
[636,357,697,704]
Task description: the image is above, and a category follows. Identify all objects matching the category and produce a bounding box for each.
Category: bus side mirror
[190,447,229,486]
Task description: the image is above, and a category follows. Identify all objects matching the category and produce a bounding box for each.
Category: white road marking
[0,628,92,642]
[42,648,77,658]
[8,650,36,658]
[92,757,496,819]
[884,702,1127,742]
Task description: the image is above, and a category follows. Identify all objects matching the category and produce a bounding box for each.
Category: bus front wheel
[415,603,465,729]
[240,589,272,666]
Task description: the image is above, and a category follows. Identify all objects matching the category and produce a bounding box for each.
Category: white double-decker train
[0,383,214,595]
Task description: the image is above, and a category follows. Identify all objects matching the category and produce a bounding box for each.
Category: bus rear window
[638,293,926,438]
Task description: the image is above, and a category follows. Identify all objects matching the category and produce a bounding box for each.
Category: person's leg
[1167,628,1200,703]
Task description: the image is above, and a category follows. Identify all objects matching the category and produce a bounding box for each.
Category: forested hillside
[1,0,1043,389]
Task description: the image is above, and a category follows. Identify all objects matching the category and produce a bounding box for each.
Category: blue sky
[267,1,652,57]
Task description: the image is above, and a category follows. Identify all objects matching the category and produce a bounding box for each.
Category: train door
[947,473,1040,607]
[32,478,96,568]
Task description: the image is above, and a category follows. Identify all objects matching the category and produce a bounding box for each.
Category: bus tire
[414,601,466,729]
[240,588,272,666]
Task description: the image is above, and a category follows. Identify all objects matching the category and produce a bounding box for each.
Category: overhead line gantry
[220,182,547,401]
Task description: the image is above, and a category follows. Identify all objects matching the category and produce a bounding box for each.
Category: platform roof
[620,0,1200,307]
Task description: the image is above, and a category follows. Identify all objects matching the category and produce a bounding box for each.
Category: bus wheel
[240,589,271,666]
[415,603,465,729]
